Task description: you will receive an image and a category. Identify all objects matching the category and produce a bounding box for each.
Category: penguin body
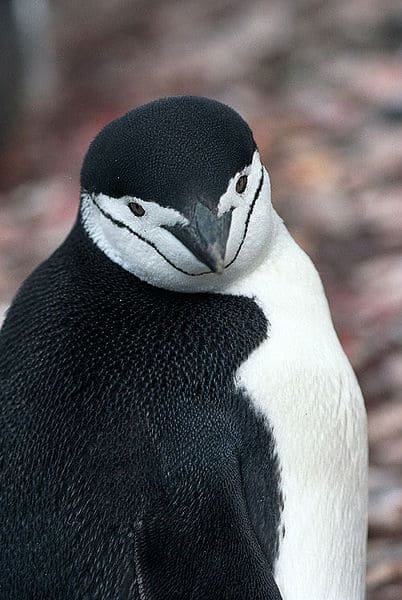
[0,97,367,599]
[0,224,283,599]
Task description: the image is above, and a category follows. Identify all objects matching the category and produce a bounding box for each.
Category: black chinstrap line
[225,166,264,269]
[88,169,264,277]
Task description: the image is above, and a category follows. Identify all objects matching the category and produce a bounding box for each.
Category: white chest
[226,228,368,600]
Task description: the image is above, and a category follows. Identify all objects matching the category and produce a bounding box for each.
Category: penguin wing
[132,458,283,600]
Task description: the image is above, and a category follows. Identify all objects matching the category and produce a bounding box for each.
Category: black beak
[163,203,232,274]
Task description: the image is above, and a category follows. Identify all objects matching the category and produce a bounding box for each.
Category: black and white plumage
[0,96,367,599]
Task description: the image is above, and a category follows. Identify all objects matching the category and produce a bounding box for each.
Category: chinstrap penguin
[0,96,367,599]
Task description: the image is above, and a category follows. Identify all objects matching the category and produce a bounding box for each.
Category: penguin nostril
[129,202,145,217]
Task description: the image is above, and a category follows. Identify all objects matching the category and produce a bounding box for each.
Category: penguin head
[80,96,278,292]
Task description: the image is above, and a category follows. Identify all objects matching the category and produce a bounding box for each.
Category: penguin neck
[225,216,332,322]
[76,200,321,303]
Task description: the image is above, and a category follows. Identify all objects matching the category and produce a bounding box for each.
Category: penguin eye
[128,202,145,217]
[236,175,248,194]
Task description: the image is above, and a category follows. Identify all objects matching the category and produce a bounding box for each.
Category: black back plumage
[0,96,283,600]
[0,223,282,599]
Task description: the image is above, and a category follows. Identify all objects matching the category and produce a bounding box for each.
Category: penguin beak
[164,203,232,274]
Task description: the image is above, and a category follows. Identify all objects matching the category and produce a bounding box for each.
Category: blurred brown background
[0,0,401,597]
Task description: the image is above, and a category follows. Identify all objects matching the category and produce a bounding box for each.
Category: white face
[81,150,277,292]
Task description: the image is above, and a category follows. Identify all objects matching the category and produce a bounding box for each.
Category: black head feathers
[80,96,256,215]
